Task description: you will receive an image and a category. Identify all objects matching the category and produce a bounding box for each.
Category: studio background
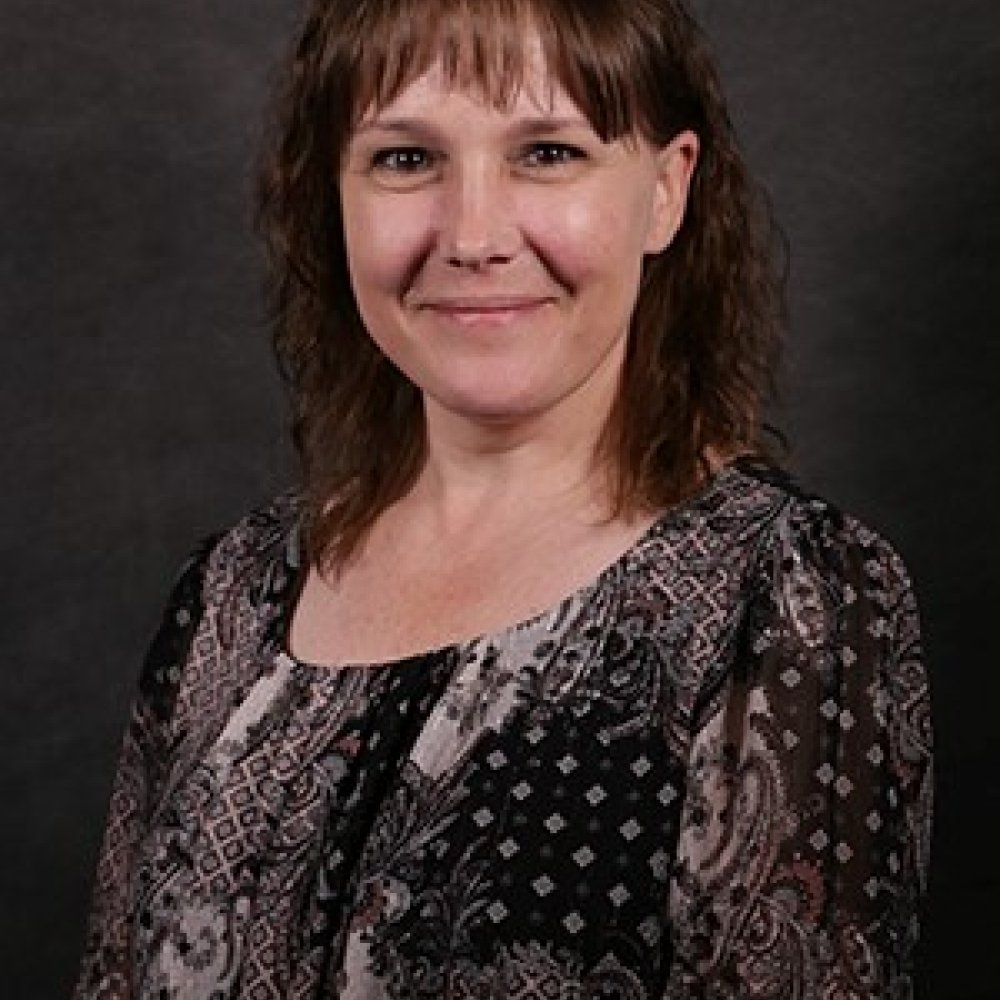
[2,1,997,997]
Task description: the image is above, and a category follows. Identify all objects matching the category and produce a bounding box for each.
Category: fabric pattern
[73,461,932,999]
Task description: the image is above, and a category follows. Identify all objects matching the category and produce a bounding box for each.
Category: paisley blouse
[73,461,932,999]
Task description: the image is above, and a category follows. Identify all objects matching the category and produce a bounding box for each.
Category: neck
[410,388,621,537]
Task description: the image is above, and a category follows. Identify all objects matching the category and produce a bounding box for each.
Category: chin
[444,399,542,427]
[429,382,550,427]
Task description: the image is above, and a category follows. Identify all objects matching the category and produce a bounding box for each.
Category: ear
[644,129,699,254]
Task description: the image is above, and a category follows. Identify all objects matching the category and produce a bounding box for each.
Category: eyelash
[522,142,587,167]
[371,147,433,172]
[369,142,586,173]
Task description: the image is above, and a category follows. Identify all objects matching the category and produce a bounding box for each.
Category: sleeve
[73,536,219,1000]
[664,506,933,999]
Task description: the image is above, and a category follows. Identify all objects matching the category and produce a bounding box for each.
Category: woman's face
[339,41,697,436]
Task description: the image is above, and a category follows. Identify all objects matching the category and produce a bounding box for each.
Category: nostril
[446,250,512,270]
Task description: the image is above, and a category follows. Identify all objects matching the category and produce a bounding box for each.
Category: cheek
[343,194,432,297]
[525,190,649,293]
[523,201,607,289]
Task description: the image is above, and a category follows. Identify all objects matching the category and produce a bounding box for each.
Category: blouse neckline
[274,458,756,676]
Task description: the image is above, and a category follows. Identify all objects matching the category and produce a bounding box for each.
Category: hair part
[257,0,785,570]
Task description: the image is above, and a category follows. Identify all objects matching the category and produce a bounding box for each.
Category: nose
[439,161,518,269]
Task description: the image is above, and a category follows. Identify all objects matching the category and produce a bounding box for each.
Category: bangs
[332,0,654,143]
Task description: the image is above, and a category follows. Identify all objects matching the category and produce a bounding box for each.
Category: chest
[288,514,657,667]
[140,616,694,998]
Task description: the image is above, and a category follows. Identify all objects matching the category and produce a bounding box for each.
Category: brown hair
[257,0,784,569]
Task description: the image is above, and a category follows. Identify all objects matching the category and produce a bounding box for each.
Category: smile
[421,298,552,326]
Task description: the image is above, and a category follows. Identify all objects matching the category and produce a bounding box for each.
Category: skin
[290,39,699,665]
[339,56,698,450]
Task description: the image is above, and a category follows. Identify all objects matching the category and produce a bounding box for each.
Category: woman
[75,0,932,997]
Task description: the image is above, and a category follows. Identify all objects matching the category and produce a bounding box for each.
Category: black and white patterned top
[74,460,932,999]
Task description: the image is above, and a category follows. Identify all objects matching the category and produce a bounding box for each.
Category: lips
[419,296,552,326]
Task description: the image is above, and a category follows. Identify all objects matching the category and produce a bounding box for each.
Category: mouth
[420,296,552,326]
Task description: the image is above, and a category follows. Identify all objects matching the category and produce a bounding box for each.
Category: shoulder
[640,457,918,628]
[622,461,916,732]
[153,490,303,606]
[650,458,923,707]
[135,490,303,714]
[197,489,304,614]
[710,461,929,757]
[727,460,920,652]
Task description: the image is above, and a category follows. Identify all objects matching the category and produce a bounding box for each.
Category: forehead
[355,45,576,127]
[337,1,650,148]
[353,22,567,124]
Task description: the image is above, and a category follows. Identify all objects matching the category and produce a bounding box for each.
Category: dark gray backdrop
[3,2,997,997]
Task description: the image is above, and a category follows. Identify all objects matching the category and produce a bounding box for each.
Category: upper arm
[73,537,217,999]
[665,504,932,999]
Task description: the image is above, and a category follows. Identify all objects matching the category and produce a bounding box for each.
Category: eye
[521,142,587,167]
[370,147,436,173]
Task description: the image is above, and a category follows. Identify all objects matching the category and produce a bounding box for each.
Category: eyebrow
[352,116,591,140]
